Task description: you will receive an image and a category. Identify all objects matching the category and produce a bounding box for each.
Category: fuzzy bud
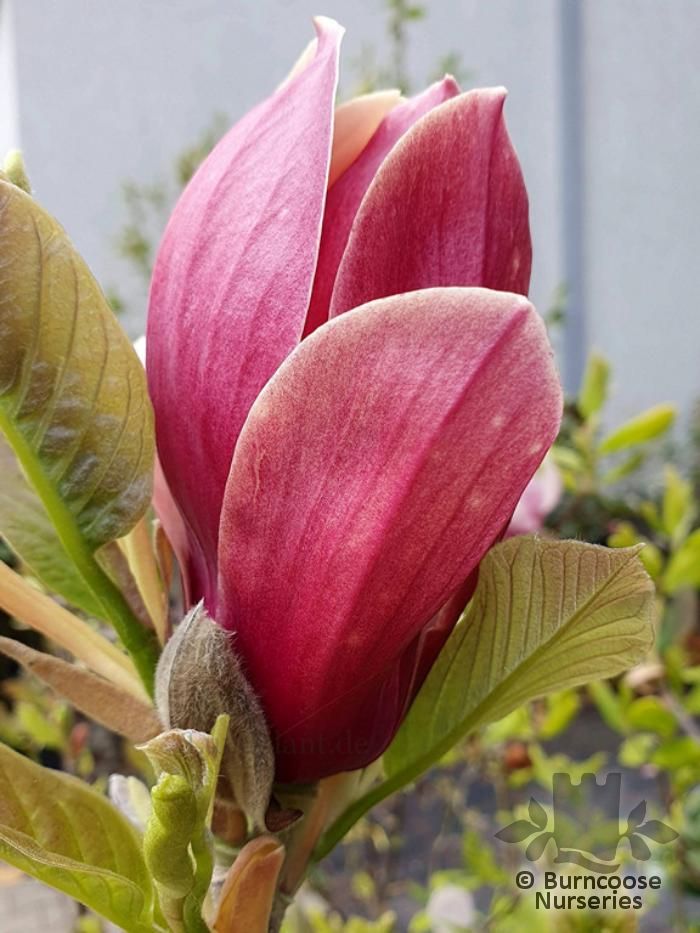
[155,602,275,833]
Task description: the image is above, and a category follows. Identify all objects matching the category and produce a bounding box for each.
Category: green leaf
[315,538,654,859]
[626,697,677,739]
[619,733,656,768]
[662,466,695,544]
[607,524,664,579]
[601,451,646,486]
[0,741,160,932]
[551,445,585,474]
[664,528,700,593]
[0,435,104,616]
[0,180,158,690]
[652,736,700,770]
[598,404,676,455]
[538,690,580,739]
[587,680,630,735]
[578,352,610,419]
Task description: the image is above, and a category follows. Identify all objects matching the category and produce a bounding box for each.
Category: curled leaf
[140,717,229,933]
[117,516,168,644]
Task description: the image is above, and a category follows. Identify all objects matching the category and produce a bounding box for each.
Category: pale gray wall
[583,0,700,422]
[2,0,699,425]
[0,0,18,158]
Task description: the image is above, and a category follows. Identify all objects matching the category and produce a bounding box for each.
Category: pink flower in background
[146,18,562,782]
[507,457,563,537]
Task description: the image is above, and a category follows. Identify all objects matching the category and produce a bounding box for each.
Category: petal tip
[312,15,346,41]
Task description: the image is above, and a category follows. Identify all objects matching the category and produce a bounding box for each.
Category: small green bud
[144,773,197,896]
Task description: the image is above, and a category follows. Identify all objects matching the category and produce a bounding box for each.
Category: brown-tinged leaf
[213,836,285,933]
[0,636,162,742]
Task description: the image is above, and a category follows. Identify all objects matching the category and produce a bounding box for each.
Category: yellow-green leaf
[599,404,676,455]
[0,179,158,689]
[578,352,610,419]
[664,528,700,593]
[662,465,695,544]
[316,538,654,858]
[0,741,161,932]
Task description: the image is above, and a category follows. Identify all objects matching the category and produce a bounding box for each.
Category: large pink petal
[303,77,460,337]
[146,18,343,608]
[217,287,562,780]
[330,88,532,319]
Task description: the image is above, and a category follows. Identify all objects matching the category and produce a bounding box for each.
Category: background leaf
[0,741,159,932]
[316,538,654,858]
[578,352,610,419]
[664,529,700,593]
[598,404,676,454]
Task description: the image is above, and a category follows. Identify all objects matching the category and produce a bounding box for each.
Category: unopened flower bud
[155,602,275,833]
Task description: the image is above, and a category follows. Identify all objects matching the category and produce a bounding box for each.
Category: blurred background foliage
[1,0,699,930]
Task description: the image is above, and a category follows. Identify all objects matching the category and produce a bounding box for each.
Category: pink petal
[507,456,563,538]
[217,287,562,780]
[328,90,402,187]
[303,78,460,337]
[330,88,532,318]
[146,18,343,606]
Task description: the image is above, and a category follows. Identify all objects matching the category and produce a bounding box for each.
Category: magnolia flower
[507,456,563,537]
[146,18,562,782]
